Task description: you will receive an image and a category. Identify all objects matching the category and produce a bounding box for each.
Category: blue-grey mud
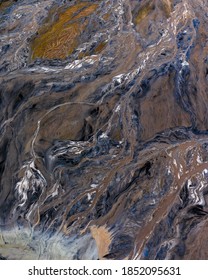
[0,0,208,260]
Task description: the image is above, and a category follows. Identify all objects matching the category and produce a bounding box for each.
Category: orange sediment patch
[90,225,112,259]
[31,3,98,60]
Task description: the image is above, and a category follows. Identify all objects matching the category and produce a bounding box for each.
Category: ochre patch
[0,0,13,12]
[94,41,107,54]
[31,3,98,60]
[134,1,155,25]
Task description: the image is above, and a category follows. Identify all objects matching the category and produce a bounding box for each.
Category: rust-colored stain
[31,3,98,60]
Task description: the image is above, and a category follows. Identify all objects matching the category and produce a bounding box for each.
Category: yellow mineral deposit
[31,3,98,60]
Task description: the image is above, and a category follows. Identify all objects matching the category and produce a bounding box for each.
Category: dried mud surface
[0,0,208,259]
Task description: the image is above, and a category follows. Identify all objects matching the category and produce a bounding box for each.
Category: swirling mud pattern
[0,0,208,260]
